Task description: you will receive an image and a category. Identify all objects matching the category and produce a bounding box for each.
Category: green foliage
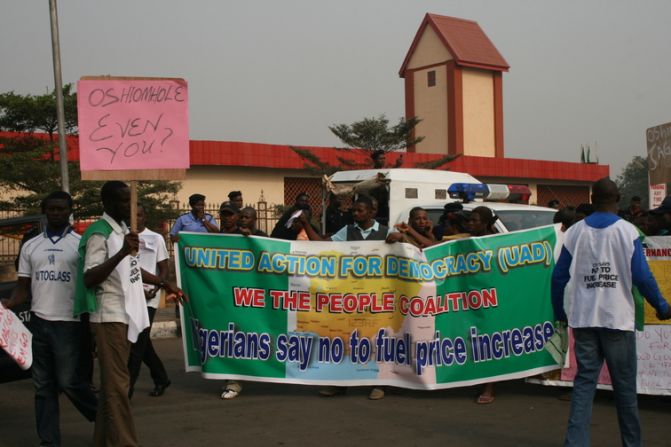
[579,144,599,164]
[415,154,461,170]
[290,146,341,176]
[290,146,367,176]
[292,114,426,176]
[0,86,181,227]
[0,85,77,135]
[615,156,650,208]
[328,115,424,154]
[135,181,182,230]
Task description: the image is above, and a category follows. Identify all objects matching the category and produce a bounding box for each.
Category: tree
[328,115,424,155]
[414,154,462,170]
[615,156,650,209]
[0,85,77,137]
[0,86,181,229]
[290,146,358,177]
[579,144,599,164]
[292,114,460,175]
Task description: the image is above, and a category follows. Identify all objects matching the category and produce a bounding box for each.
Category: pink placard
[77,78,189,171]
[0,305,32,370]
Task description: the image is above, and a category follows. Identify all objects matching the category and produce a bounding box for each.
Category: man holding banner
[297,194,392,400]
[552,178,671,447]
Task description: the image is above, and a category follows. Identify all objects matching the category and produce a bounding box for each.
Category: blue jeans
[565,328,640,447]
[32,315,97,446]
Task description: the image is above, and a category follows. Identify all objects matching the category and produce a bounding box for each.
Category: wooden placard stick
[130,180,138,256]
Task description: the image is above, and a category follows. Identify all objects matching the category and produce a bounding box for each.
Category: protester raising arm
[170,193,219,242]
[388,222,436,248]
[387,207,436,248]
[296,212,329,241]
[200,212,219,233]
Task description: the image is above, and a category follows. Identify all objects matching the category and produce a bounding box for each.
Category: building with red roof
[1,13,607,213]
[178,13,607,209]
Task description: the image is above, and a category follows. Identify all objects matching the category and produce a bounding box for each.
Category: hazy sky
[2,1,670,178]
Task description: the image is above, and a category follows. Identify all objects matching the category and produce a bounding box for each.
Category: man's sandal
[221,387,240,399]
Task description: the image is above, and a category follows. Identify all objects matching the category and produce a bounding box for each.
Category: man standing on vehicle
[371,149,403,169]
[552,178,671,446]
[2,191,97,446]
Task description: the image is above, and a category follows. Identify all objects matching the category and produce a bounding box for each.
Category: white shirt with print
[563,219,637,331]
[18,229,80,322]
[139,227,169,308]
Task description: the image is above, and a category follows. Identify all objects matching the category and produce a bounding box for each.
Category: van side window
[435,189,447,200]
[405,188,418,199]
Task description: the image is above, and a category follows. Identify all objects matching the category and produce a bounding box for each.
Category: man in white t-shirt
[552,178,671,446]
[128,204,171,398]
[2,191,97,446]
[76,181,182,447]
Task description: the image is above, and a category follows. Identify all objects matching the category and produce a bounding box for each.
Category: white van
[324,168,556,233]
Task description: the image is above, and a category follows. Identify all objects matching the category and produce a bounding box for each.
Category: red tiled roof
[189,140,608,182]
[400,13,510,76]
[0,132,608,183]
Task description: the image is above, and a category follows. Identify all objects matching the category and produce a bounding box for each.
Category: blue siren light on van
[448,183,531,203]
[447,183,488,202]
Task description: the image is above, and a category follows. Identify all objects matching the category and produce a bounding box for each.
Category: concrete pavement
[2,336,670,446]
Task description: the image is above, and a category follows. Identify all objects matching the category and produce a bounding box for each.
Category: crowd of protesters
[4,176,671,445]
[547,194,671,237]
[154,182,671,442]
[2,182,182,446]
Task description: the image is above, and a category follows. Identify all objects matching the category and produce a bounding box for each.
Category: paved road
[2,337,670,447]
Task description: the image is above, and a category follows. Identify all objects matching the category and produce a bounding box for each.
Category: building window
[427,70,436,87]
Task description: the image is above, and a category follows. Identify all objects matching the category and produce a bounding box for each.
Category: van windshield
[495,210,555,232]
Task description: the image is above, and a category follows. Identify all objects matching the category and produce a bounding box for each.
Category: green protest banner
[176,225,561,389]
[424,228,559,385]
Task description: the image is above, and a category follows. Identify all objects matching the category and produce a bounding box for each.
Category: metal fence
[164,195,280,256]
[0,209,33,264]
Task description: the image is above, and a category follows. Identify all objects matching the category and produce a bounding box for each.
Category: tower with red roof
[400,14,508,158]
